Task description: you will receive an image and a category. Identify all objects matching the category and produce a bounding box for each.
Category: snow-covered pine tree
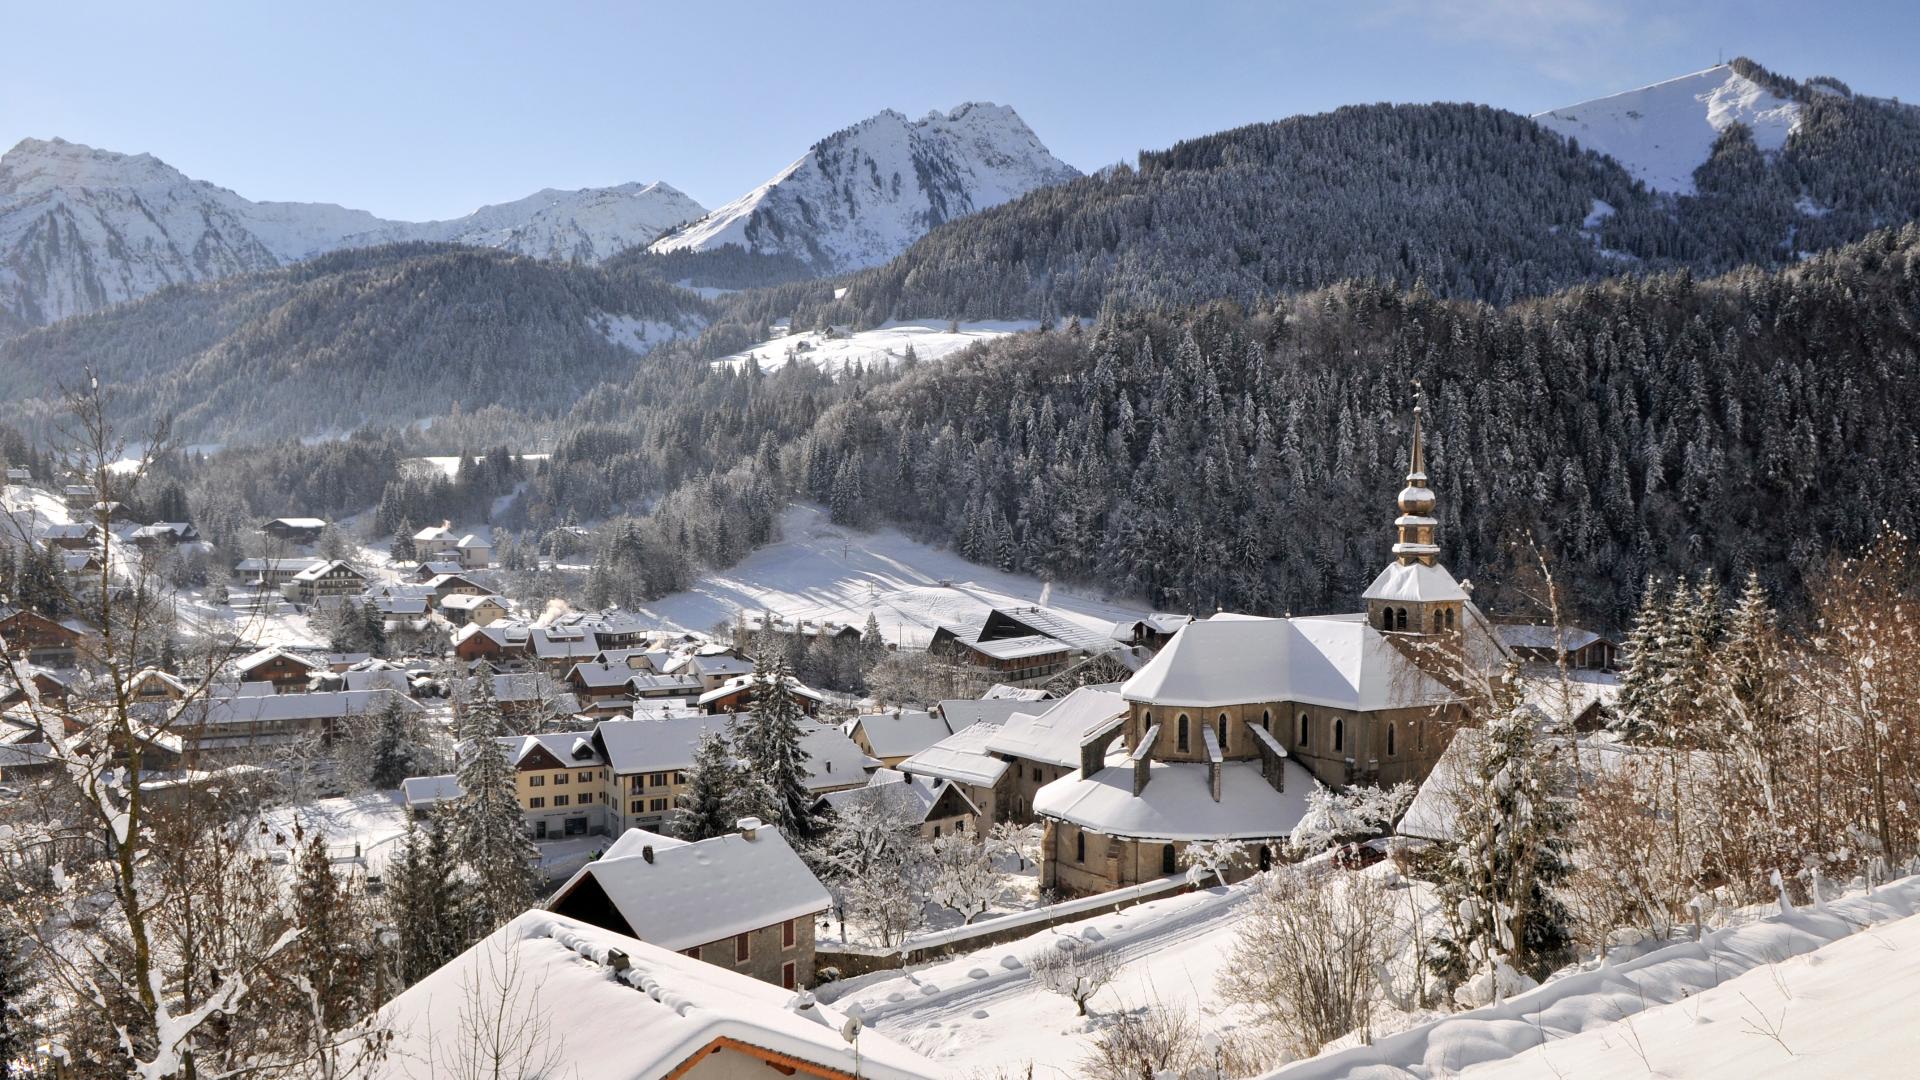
[677,729,744,841]
[388,810,466,988]
[291,831,363,1030]
[734,660,822,840]
[390,518,416,563]
[0,917,31,1078]
[1432,685,1575,1002]
[451,695,540,938]
[366,693,416,790]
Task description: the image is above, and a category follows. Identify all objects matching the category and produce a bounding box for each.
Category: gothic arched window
[1076,830,1086,863]
[1217,714,1228,751]
[1333,718,1345,753]
[1380,607,1393,630]
[1446,607,1456,630]
[1298,713,1309,746]
[1261,709,1270,731]
[1396,608,1408,631]
[1387,723,1397,757]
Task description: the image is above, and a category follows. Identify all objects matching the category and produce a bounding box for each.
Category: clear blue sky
[4,0,1915,221]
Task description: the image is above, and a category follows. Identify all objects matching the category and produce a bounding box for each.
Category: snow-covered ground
[821,863,1438,1077]
[633,503,1148,645]
[712,320,1039,374]
[1533,64,1801,195]
[1275,872,1920,1079]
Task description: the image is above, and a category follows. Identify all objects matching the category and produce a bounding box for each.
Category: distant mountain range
[0,102,1079,334]
[647,103,1080,273]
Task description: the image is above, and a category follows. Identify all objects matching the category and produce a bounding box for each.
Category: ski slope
[1534,65,1801,195]
[633,503,1147,645]
[712,320,1038,374]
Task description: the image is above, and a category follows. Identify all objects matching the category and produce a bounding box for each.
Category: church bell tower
[1363,387,1467,635]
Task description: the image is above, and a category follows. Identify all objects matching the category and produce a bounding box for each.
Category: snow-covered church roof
[1361,560,1469,603]
[1033,758,1315,842]
[985,686,1129,768]
[1118,614,1455,712]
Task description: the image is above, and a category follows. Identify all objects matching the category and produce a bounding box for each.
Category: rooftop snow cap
[737,816,763,839]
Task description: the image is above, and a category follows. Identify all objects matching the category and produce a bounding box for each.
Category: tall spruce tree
[735,660,822,840]
[365,694,416,790]
[291,831,363,1029]
[388,811,465,988]
[451,684,540,937]
[677,729,744,841]
[1432,685,1575,997]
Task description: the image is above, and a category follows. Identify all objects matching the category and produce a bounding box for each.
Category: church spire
[1392,386,1441,567]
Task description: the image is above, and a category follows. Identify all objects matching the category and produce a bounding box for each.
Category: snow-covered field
[1277,872,1920,1079]
[712,320,1039,374]
[633,503,1148,645]
[1533,64,1801,195]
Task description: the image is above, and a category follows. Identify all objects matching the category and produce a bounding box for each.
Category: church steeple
[1392,390,1441,567]
[1362,386,1467,635]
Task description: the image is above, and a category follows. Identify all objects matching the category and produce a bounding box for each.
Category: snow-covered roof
[821,768,979,824]
[531,627,602,661]
[595,715,733,774]
[233,646,321,674]
[985,686,1130,768]
[688,653,756,678]
[192,688,422,728]
[849,709,955,760]
[416,560,463,576]
[339,669,413,694]
[799,724,878,791]
[1120,614,1456,712]
[900,722,1009,787]
[411,524,453,542]
[291,559,364,582]
[570,661,645,690]
[936,698,1038,729]
[988,605,1116,653]
[1034,758,1315,842]
[265,517,327,529]
[1361,560,1469,603]
[400,773,461,807]
[501,730,606,769]
[436,591,504,611]
[696,673,825,708]
[550,826,830,952]
[630,672,704,695]
[964,633,1071,661]
[981,684,1052,702]
[233,557,323,574]
[372,910,937,1080]
[1494,623,1608,652]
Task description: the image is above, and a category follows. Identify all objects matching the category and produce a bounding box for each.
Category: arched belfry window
[1396,608,1408,631]
[1387,723,1397,756]
[1076,830,1086,863]
[1261,710,1270,731]
[1217,714,1228,750]
[1446,607,1456,630]
[1433,610,1443,633]
[1298,713,1309,746]
[1177,715,1190,752]
[1333,718,1345,753]
[1380,607,1393,630]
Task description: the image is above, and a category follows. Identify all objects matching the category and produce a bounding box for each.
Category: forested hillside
[713,69,1920,334]
[0,244,714,441]
[711,225,1920,626]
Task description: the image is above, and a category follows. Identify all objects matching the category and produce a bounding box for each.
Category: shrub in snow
[1451,957,1538,1009]
[1029,937,1118,1016]
[1079,1001,1204,1080]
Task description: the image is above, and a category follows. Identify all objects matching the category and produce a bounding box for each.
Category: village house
[591,714,874,834]
[550,610,656,652]
[898,721,1012,825]
[89,501,142,527]
[679,648,757,690]
[696,672,825,716]
[173,687,423,757]
[5,466,30,483]
[233,646,322,692]
[455,531,492,569]
[233,557,324,588]
[1495,623,1621,671]
[530,623,603,676]
[821,768,980,840]
[59,551,103,578]
[370,911,938,1079]
[437,591,510,627]
[61,484,97,513]
[410,560,464,582]
[127,668,190,703]
[566,661,647,717]
[0,666,72,709]
[1032,407,1496,897]
[929,605,1117,685]
[411,522,458,560]
[547,819,832,990]
[1110,612,1194,651]
[129,521,201,548]
[0,608,90,668]
[261,517,327,544]
[453,621,532,667]
[985,686,1130,821]
[845,708,956,767]
[38,523,99,552]
[422,571,490,602]
[285,560,369,605]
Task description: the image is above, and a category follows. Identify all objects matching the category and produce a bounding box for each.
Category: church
[1035,403,1509,896]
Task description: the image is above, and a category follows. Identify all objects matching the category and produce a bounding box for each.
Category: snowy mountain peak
[649,102,1079,272]
[1532,64,1802,195]
[0,138,705,331]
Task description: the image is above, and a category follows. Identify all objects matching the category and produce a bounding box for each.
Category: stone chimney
[737,816,763,840]
[641,844,654,863]
[606,948,630,972]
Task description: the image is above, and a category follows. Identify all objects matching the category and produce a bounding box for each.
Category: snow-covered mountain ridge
[648,102,1079,272]
[1532,64,1803,194]
[0,137,705,330]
